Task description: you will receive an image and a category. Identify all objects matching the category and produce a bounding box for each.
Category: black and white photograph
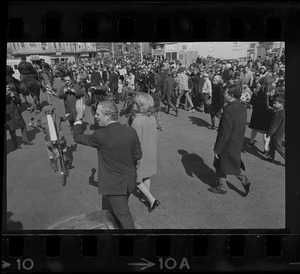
[6,41,285,230]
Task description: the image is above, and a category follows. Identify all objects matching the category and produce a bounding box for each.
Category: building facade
[7,42,97,63]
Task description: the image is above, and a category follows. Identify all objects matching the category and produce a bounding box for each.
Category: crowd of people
[6,52,285,228]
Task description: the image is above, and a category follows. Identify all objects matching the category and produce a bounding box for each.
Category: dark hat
[21,56,26,60]
[235,72,241,77]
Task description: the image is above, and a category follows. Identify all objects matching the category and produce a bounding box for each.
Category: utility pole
[140,42,143,62]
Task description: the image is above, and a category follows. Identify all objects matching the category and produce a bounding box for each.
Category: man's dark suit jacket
[73,122,142,195]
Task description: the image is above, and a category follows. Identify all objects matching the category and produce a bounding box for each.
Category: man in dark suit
[209,83,251,195]
[163,70,178,116]
[73,99,142,229]
[107,66,119,104]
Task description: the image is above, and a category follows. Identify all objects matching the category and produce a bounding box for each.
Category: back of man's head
[226,83,242,99]
[98,100,119,121]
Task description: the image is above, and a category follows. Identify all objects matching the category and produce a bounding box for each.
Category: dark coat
[58,83,84,121]
[249,90,272,131]
[214,100,247,175]
[73,122,142,195]
[91,71,103,86]
[108,71,119,90]
[267,107,285,142]
[6,91,26,131]
[163,76,178,97]
[210,83,225,117]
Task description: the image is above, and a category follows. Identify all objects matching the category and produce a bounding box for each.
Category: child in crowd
[150,85,163,131]
[265,94,285,164]
[29,105,70,173]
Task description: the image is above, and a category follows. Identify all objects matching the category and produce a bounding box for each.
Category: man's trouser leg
[269,138,285,160]
[216,168,227,188]
[107,194,135,229]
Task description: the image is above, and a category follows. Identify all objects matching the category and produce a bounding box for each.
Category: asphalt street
[6,78,285,230]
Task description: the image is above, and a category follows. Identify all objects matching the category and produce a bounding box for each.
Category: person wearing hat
[29,105,70,173]
[17,56,39,82]
[265,94,285,163]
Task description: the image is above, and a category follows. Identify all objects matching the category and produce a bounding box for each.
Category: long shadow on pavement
[27,127,40,142]
[7,212,24,230]
[178,149,218,188]
[88,168,97,188]
[241,136,268,161]
[66,144,77,169]
[188,116,211,128]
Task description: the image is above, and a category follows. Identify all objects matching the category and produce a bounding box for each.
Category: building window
[182,45,187,50]
[29,43,36,48]
[53,43,57,49]
[20,43,26,49]
[41,42,47,50]
[233,42,242,51]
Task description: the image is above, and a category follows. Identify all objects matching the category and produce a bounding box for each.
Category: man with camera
[58,74,84,132]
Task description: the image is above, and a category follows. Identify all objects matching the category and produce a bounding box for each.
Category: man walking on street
[209,83,251,195]
[73,99,142,229]
[108,66,119,104]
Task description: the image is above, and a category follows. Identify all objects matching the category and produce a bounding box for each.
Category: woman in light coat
[131,92,160,213]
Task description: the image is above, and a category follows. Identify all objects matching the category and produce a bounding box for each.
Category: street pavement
[6,78,285,230]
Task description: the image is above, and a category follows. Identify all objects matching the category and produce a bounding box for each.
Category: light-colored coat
[131,114,158,182]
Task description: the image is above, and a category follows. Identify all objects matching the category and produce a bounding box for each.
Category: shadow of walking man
[178,149,218,188]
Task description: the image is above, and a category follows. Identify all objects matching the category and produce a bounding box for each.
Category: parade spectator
[248,83,273,155]
[209,75,225,130]
[150,85,163,131]
[201,73,212,113]
[242,66,254,87]
[163,70,178,116]
[175,67,195,113]
[6,83,33,150]
[265,94,285,163]
[91,66,103,86]
[128,70,135,91]
[131,92,160,213]
[108,66,120,104]
[219,62,231,83]
[58,75,84,132]
[209,83,251,195]
[74,99,142,229]
[259,66,268,78]
[228,64,238,80]
[154,68,162,96]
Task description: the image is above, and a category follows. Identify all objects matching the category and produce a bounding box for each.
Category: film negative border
[5,0,300,273]
[7,2,295,41]
[2,235,300,272]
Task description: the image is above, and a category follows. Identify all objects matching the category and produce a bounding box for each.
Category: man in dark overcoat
[58,75,84,130]
[73,99,142,229]
[163,70,178,116]
[210,83,251,195]
[107,66,119,104]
